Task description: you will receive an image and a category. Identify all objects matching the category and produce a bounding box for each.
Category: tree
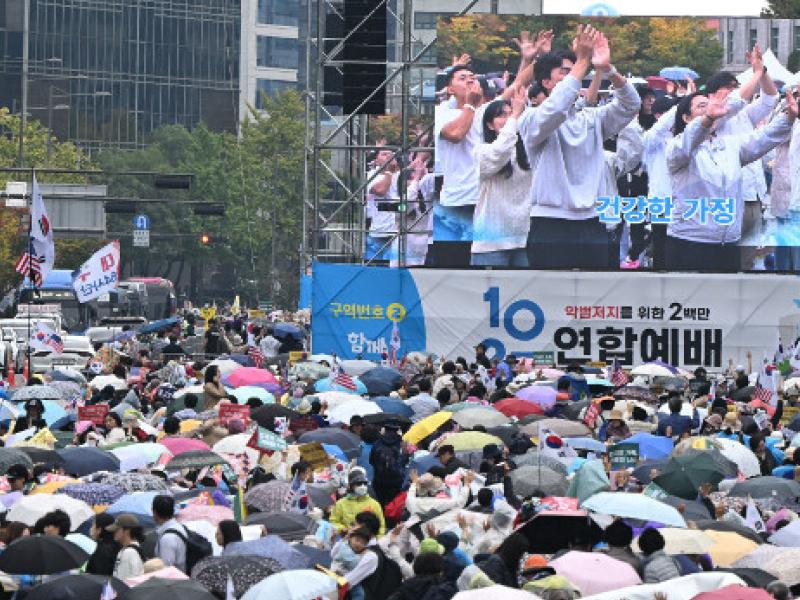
[789,50,800,73]
[763,0,800,17]
[0,109,94,296]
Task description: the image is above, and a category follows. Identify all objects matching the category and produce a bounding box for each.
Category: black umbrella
[243,512,318,541]
[631,458,669,484]
[727,477,800,499]
[518,414,547,426]
[652,453,726,500]
[788,413,800,432]
[165,450,227,472]
[25,574,129,600]
[362,412,412,428]
[118,578,218,600]
[359,366,402,396]
[694,520,763,544]
[0,448,35,475]
[0,535,89,575]
[17,447,66,466]
[298,428,362,460]
[57,447,120,477]
[657,495,713,521]
[518,511,603,554]
[251,404,300,428]
[681,448,739,479]
[562,399,592,421]
[192,555,282,597]
[731,386,756,402]
[294,543,333,569]
[715,567,778,588]
[487,425,520,446]
[306,482,337,509]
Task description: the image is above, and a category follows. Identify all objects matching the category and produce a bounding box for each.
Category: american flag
[31,321,63,354]
[248,345,264,368]
[14,252,43,287]
[330,364,357,391]
[753,386,776,405]
[610,358,629,387]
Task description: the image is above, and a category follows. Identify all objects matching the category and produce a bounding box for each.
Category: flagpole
[25,168,34,384]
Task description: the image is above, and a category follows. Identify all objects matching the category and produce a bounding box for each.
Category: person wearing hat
[495,355,516,388]
[604,409,632,442]
[289,398,320,436]
[436,444,470,475]
[86,513,122,576]
[0,465,29,509]
[479,444,516,499]
[700,413,724,435]
[108,514,146,580]
[329,468,386,537]
[406,469,473,517]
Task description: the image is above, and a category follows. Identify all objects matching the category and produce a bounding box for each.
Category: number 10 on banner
[481,287,546,358]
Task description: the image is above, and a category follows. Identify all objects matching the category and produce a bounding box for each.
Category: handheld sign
[608,442,639,469]
[218,404,250,425]
[298,442,329,471]
[78,405,109,425]
[246,427,288,455]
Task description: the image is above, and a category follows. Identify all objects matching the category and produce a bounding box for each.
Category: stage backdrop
[311,262,800,369]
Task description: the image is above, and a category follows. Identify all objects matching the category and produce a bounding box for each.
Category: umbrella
[47,380,81,401]
[487,424,521,446]
[681,448,740,478]
[451,408,510,429]
[192,555,283,597]
[706,530,761,567]
[362,412,412,428]
[217,354,256,367]
[763,548,800,585]
[0,534,89,574]
[25,574,129,600]
[293,543,333,569]
[716,568,778,589]
[17,447,66,466]
[290,361,330,381]
[107,491,169,516]
[159,437,212,456]
[453,589,533,600]
[441,431,503,452]
[695,520,764,545]
[733,545,788,570]
[770,519,800,546]
[101,472,171,494]
[306,482,337,509]
[313,377,367,395]
[521,419,591,439]
[229,386,276,405]
[716,438,762,479]
[402,411,453,445]
[550,551,641,596]
[561,399,592,421]
[118,577,218,600]
[692,584,773,600]
[244,480,292,513]
[340,360,376,376]
[176,504,233,527]
[310,391,356,410]
[0,448,35,474]
[7,493,94,529]
[46,368,86,384]
[582,492,687,528]
[652,453,726,500]
[273,323,304,340]
[57,447,120,477]
[369,396,414,417]
[660,66,699,80]
[297,428,362,460]
[631,362,677,377]
[243,512,318,542]
[566,459,610,504]
[516,386,558,409]
[443,401,496,413]
[110,443,172,469]
[563,437,607,454]
[227,368,279,388]
[518,510,603,553]
[659,494,714,521]
[614,385,658,404]
[241,570,337,600]
[513,452,569,476]
[213,434,261,465]
[138,317,180,334]
[251,404,299,428]
[359,366,402,396]
[56,482,125,506]
[88,375,128,391]
[11,385,63,401]
[494,398,544,419]
[223,535,309,569]
[327,400,383,425]
[633,527,713,555]
[509,465,568,497]
[165,450,227,471]
[627,432,674,460]
[207,358,243,375]
[728,477,800,499]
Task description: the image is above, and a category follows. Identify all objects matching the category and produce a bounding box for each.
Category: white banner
[72,241,120,303]
[312,264,800,370]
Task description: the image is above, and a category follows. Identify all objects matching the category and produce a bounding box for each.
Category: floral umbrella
[192,555,283,597]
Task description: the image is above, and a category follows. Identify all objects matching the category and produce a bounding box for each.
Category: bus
[127,277,177,321]
[18,269,95,333]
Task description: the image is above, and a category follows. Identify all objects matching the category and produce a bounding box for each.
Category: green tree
[763,0,800,17]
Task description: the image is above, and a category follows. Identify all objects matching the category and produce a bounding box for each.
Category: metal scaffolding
[302,0,484,273]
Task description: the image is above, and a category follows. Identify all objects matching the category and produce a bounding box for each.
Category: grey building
[0,0,240,153]
[719,17,800,73]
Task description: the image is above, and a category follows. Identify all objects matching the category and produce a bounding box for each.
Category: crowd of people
[0,311,798,599]
[386,22,800,271]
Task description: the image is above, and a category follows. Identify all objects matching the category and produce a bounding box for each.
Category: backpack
[360,546,404,600]
[163,527,213,574]
[370,438,405,483]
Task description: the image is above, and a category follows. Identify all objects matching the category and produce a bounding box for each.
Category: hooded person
[406,469,474,519]
[369,420,408,507]
[470,498,518,557]
[437,530,471,583]
[329,468,386,537]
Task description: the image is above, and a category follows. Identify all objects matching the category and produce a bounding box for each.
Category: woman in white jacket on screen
[470,85,533,267]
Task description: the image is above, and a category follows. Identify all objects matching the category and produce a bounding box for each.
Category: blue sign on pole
[133,215,150,230]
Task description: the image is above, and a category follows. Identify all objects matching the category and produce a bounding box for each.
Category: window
[256,36,299,69]
[258,0,299,27]
[490,0,500,13]
[772,26,780,56]
[749,28,758,51]
[795,25,800,51]
[414,12,448,30]
[256,79,295,108]
[727,30,734,64]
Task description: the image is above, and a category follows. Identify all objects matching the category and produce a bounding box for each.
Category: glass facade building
[0,0,240,152]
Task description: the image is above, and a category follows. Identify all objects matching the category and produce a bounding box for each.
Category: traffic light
[199,234,230,246]
[200,234,211,245]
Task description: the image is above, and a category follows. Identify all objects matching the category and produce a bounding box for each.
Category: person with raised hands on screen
[518,25,641,269]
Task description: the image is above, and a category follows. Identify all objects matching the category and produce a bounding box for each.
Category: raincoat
[329,493,386,536]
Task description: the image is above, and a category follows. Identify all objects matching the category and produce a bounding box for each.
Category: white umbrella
[213,433,260,465]
[633,528,713,555]
[770,519,800,547]
[327,401,382,425]
[7,494,95,530]
[784,377,800,393]
[89,375,127,391]
[630,364,675,378]
[174,385,206,400]
[340,360,376,376]
[716,438,761,479]
[208,359,242,376]
[452,408,510,429]
[314,391,361,409]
